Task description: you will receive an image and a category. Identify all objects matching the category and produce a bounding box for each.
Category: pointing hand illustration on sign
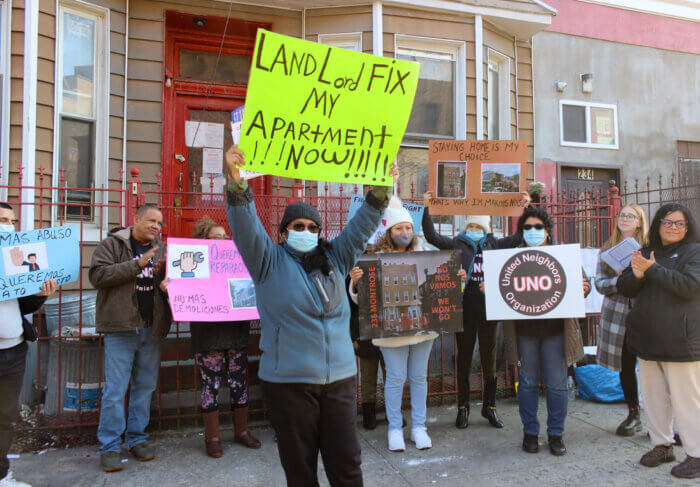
[172,251,205,278]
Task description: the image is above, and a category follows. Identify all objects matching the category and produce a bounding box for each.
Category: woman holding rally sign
[421,191,525,431]
[166,217,261,457]
[617,203,699,479]
[224,145,393,487]
[500,206,590,457]
[349,197,439,453]
[594,204,648,437]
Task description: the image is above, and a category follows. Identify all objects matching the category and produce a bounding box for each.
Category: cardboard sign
[356,250,463,339]
[0,225,79,301]
[166,238,259,322]
[483,244,585,320]
[347,194,424,244]
[238,30,420,186]
[428,140,528,216]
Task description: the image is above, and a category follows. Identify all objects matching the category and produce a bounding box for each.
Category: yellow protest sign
[238,30,419,186]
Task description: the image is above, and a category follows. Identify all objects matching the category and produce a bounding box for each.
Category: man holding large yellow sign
[239,30,419,186]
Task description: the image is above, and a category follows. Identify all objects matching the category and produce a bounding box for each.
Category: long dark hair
[648,203,698,249]
[517,206,554,244]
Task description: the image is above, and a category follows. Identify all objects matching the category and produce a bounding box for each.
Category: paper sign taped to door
[238,30,419,186]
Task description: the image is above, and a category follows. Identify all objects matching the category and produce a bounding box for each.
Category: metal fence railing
[2,163,696,441]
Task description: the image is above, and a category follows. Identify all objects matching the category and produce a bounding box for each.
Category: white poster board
[483,244,586,320]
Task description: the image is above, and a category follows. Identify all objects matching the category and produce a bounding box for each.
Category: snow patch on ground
[404,455,459,466]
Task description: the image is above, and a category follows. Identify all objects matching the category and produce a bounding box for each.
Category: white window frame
[394,34,467,147]
[0,0,11,200]
[52,0,110,241]
[559,100,619,150]
[317,33,363,198]
[487,49,511,140]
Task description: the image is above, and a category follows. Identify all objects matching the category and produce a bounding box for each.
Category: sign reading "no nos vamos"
[483,244,586,321]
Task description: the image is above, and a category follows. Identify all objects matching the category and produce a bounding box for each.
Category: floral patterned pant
[195,348,248,412]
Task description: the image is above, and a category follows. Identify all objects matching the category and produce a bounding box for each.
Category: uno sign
[483,244,585,321]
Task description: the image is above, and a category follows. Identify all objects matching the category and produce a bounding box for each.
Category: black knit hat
[280,201,322,233]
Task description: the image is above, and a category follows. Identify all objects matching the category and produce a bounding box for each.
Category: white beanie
[464,215,491,234]
[383,196,413,231]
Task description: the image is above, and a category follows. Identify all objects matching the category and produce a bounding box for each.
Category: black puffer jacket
[617,241,700,362]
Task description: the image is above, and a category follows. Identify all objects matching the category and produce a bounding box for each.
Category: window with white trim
[54,2,109,223]
[395,35,466,146]
[0,0,10,198]
[487,50,510,140]
[559,100,618,149]
[317,33,363,198]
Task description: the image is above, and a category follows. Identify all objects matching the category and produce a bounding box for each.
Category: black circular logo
[499,250,566,316]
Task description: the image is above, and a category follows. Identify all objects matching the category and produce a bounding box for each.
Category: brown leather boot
[233,406,261,449]
[202,411,223,458]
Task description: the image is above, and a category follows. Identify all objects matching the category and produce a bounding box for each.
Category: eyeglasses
[618,213,638,221]
[290,223,321,234]
[523,224,545,230]
[661,219,687,229]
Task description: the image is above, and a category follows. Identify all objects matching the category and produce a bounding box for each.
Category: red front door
[161,11,271,238]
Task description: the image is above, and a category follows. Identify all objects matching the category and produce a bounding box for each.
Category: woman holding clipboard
[595,205,648,437]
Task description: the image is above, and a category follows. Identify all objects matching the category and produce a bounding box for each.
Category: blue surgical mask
[523,228,546,247]
[287,230,319,253]
[465,229,484,242]
[391,233,414,249]
[0,224,14,234]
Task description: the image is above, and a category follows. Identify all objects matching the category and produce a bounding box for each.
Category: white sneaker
[388,429,405,452]
[0,471,31,487]
[411,427,432,450]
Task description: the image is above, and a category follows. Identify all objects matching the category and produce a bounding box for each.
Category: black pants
[457,320,498,407]
[262,377,362,487]
[0,342,27,480]
[620,335,639,409]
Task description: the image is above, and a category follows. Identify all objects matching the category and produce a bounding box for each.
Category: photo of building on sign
[228,278,257,309]
[481,163,521,193]
[437,161,467,198]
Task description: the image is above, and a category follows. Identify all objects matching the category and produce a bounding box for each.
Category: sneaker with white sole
[388,429,405,452]
[0,471,31,487]
[411,427,432,450]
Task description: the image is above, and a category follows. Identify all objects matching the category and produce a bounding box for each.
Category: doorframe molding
[556,160,623,194]
[161,10,270,204]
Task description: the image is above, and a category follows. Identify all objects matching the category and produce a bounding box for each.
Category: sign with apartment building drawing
[356,250,463,339]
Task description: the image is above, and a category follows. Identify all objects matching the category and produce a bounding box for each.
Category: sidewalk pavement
[8,398,695,487]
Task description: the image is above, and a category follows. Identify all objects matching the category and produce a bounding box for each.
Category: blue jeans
[380,339,434,431]
[517,333,568,437]
[98,328,162,454]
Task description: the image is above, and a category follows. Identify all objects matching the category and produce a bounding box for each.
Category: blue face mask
[0,224,14,234]
[465,229,484,242]
[523,228,546,247]
[287,230,319,253]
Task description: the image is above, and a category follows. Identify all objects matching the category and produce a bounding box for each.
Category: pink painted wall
[534,159,559,198]
[545,0,700,55]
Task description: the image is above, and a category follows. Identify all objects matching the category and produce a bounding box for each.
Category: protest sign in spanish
[482,244,586,320]
[238,30,419,186]
[166,238,259,322]
[356,250,462,339]
[428,140,528,216]
[0,225,79,301]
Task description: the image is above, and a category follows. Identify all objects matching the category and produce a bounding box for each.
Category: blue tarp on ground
[575,364,625,403]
